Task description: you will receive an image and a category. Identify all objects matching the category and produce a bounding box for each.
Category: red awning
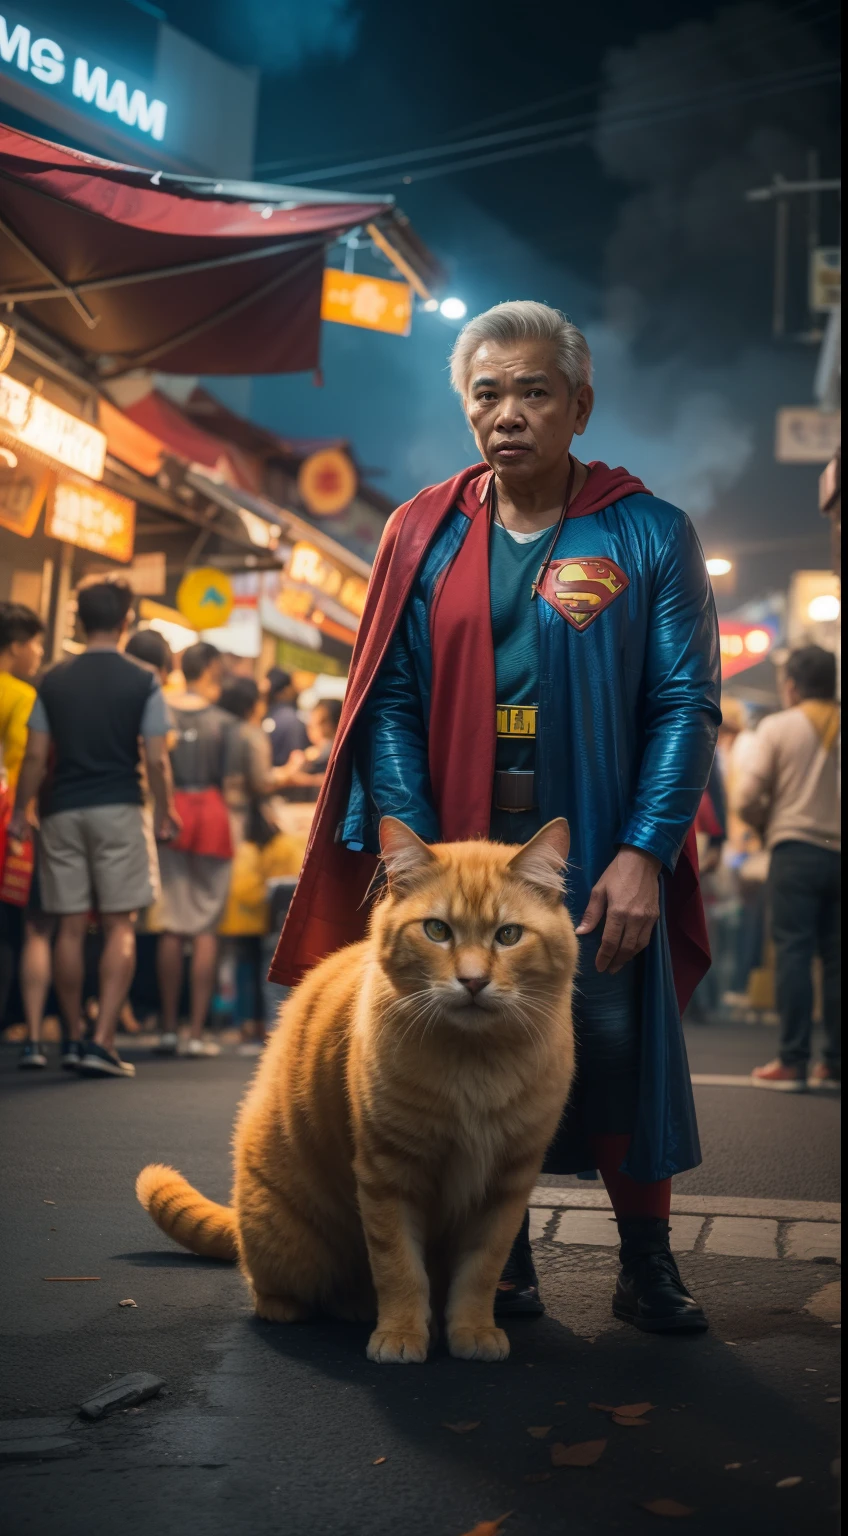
[0,124,440,376]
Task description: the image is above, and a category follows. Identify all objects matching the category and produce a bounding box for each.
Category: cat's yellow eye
[495,924,523,947]
[423,918,452,943]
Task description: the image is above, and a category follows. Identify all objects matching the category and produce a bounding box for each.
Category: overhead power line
[255,0,839,178]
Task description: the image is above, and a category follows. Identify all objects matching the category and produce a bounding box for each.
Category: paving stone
[667,1216,705,1252]
[79,1372,165,1421]
[553,1209,621,1247]
[529,1207,555,1242]
[705,1217,779,1259]
[784,1222,842,1263]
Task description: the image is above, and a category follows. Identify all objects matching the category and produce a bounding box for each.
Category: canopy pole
[366,222,433,301]
[0,211,100,330]
[0,232,330,306]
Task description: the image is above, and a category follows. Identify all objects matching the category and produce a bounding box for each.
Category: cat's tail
[135,1164,238,1262]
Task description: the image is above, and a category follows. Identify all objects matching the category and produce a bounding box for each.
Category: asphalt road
[0,1029,840,1536]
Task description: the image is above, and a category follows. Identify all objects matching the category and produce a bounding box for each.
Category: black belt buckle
[494,770,536,812]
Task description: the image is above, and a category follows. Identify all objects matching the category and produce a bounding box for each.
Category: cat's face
[372,819,577,1037]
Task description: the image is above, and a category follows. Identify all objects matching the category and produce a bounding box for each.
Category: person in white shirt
[735,646,840,1091]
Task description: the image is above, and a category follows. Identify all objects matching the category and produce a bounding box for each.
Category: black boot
[613,1218,708,1333]
[494,1210,545,1317]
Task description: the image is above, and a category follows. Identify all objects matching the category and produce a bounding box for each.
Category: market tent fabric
[121,388,262,491]
[0,124,439,376]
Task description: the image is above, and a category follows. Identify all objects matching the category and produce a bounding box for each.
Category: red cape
[269,461,709,1012]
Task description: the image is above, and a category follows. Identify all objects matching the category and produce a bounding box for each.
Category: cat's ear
[507,818,570,899]
[379,818,437,891]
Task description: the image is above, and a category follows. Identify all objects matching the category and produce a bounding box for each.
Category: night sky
[166,0,840,603]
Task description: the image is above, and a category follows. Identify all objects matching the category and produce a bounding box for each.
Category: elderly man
[270,301,720,1335]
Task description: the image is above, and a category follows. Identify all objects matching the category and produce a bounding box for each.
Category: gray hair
[449,300,592,397]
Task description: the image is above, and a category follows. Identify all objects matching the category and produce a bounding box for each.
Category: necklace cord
[489,455,577,599]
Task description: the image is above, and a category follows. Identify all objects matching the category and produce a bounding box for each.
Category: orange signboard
[321,268,412,336]
[0,458,51,539]
[46,478,136,563]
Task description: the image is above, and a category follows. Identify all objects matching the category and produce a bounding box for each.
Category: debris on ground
[776,1476,803,1489]
[640,1498,695,1517]
[551,1438,607,1467]
[118,1299,137,1308]
[79,1372,165,1421]
[443,1421,480,1435]
[458,1513,512,1536]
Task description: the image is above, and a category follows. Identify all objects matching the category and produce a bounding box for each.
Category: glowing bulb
[808,594,840,623]
[706,557,733,577]
[744,628,771,655]
[721,634,744,656]
[440,297,467,321]
[423,298,439,313]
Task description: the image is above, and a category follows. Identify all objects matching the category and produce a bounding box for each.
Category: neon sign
[1,12,167,142]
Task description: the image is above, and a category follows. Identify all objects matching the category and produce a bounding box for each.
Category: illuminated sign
[288,541,368,618]
[718,621,775,680]
[321,269,413,337]
[0,374,106,480]
[46,478,136,562]
[0,456,51,538]
[0,10,167,142]
[177,567,234,629]
[297,448,358,517]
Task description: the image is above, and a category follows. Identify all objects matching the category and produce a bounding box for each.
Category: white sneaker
[154,1032,179,1055]
[183,1038,221,1058]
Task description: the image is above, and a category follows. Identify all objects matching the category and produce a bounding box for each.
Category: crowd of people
[0,577,341,1080]
[0,575,840,1092]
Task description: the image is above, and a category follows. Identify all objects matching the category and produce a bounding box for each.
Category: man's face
[464,338,594,486]
[204,660,224,703]
[10,633,44,680]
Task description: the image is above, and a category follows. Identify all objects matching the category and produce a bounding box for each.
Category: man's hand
[576,845,662,974]
[156,806,182,843]
[7,808,32,844]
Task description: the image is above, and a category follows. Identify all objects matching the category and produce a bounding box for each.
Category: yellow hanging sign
[176,567,234,629]
[321,268,412,337]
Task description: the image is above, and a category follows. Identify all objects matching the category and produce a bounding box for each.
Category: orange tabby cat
[137,817,577,1364]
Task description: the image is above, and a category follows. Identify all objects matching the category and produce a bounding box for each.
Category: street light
[440,297,467,321]
[808,594,841,623]
[706,557,733,577]
[744,628,772,655]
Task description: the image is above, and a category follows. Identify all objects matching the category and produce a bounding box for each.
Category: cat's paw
[366,1326,429,1364]
[253,1292,310,1323]
[447,1324,510,1362]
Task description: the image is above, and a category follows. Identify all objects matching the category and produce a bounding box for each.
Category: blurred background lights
[423,298,439,312]
[807,593,841,623]
[744,628,772,654]
[440,297,467,320]
[706,557,733,577]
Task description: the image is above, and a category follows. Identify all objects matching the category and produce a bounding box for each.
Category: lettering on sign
[0,374,106,480]
[287,541,368,619]
[0,10,167,141]
[775,407,841,465]
[46,478,135,563]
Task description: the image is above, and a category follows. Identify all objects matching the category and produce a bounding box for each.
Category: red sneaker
[809,1063,841,1091]
[751,1059,807,1092]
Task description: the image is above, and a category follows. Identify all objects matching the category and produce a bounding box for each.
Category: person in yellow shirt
[0,602,45,1063]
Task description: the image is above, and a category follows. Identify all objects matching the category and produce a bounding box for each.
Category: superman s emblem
[539,557,629,630]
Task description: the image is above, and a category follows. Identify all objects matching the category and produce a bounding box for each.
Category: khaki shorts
[39,804,160,916]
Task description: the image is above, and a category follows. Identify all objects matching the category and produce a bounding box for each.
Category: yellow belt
[496,705,537,738]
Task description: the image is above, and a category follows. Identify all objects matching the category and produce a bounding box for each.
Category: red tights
[588,1133,672,1221]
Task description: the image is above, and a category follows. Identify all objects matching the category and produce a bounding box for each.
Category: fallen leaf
[523,1472,552,1484]
[725,1463,742,1470]
[372,1456,386,1466]
[614,1402,655,1418]
[443,1421,480,1435]
[42,1276,101,1282]
[43,1200,56,1205]
[554,1400,566,1406]
[641,1499,695,1518]
[589,1402,616,1413]
[612,1414,650,1427]
[118,1299,137,1308]
[826,1397,840,1403]
[551,1438,607,1468]
[458,1513,512,1536]
[527,1426,552,1438]
[776,1477,803,1489]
